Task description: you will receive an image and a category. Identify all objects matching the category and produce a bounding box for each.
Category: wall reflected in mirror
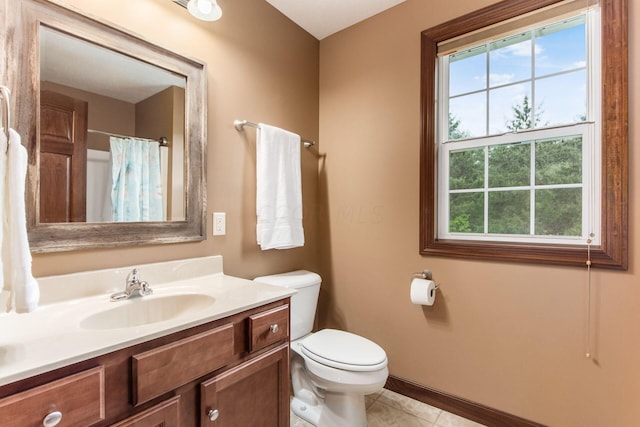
[39,26,186,223]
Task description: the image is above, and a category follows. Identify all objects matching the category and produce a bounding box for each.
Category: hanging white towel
[0,129,6,299]
[256,123,304,250]
[2,129,39,313]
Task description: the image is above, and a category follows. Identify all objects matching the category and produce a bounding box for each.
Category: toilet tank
[254,270,321,340]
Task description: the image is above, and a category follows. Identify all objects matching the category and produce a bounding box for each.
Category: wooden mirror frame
[4,0,207,252]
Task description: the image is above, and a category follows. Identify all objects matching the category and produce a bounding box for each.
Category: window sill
[420,237,626,270]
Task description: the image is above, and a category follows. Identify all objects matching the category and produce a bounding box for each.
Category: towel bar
[234,119,315,148]
[0,85,11,148]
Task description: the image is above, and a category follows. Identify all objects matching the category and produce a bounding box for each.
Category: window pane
[488,142,530,188]
[450,46,487,96]
[489,84,531,134]
[536,70,586,126]
[450,148,485,190]
[448,113,472,140]
[449,92,486,138]
[488,190,530,234]
[449,192,484,233]
[535,188,582,236]
[535,16,586,78]
[536,136,582,185]
[489,32,532,87]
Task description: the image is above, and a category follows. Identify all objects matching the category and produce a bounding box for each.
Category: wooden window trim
[420,0,628,269]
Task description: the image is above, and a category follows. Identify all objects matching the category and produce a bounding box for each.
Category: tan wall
[318,0,639,426]
[31,0,320,280]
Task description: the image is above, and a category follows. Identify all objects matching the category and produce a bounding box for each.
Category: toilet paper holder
[412,269,439,289]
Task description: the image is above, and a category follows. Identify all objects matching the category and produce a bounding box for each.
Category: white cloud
[500,42,543,57]
[489,73,516,86]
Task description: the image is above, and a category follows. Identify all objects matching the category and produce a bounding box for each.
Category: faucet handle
[140,281,153,296]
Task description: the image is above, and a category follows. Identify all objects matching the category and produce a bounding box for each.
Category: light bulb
[196,0,212,15]
[187,0,222,21]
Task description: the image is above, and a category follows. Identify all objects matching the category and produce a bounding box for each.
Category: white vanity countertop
[0,256,295,387]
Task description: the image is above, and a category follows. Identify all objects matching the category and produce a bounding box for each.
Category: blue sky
[447,16,587,138]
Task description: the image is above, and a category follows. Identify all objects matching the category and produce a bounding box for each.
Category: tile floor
[291,389,487,427]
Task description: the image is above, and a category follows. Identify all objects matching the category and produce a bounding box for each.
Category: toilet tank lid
[254,270,321,289]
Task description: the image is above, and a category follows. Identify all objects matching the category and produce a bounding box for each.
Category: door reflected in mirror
[39,26,186,223]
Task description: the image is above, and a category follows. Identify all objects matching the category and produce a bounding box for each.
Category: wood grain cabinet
[111,396,180,427]
[201,345,289,427]
[0,366,105,427]
[0,299,290,426]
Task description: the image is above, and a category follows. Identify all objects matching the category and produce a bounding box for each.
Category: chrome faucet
[110,268,153,301]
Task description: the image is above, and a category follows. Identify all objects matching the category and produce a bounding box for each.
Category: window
[420,0,628,269]
[441,13,598,245]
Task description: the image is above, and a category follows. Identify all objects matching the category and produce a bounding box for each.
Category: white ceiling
[264,0,407,40]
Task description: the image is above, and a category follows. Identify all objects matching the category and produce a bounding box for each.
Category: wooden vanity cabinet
[0,299,290,426]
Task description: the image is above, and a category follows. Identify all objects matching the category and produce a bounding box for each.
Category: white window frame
[435,8,602,246]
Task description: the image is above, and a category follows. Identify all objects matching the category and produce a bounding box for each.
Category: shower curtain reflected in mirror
[109,137,164,222]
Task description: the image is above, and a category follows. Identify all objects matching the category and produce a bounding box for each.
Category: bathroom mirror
[6,0,207,252]
[40,26,188,224]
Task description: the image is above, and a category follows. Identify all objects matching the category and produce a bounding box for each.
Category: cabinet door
[110,396,179,427]
[201,345,289,427]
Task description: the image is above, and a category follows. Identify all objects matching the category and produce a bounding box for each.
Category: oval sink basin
[80,294,216,330]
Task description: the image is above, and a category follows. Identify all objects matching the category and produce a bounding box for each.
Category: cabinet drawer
[248,305,289,352]
[132,323,234,405]
[111,396,180,427]
[0,366,105,427]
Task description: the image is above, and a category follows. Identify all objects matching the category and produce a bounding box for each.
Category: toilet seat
[300,329,387,372]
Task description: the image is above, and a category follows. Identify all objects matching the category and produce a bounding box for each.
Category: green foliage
[535,188,582,236]
[448,98,583,237]
[506,95,543,131]
[449,193,484,233]
[535,137,582,185]
[448,113,470,140]
[449,148,484,190]
[488,191,530,234]
[488,142,530,188]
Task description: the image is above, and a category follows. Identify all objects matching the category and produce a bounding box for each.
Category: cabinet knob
[269,324,279,334]
[208,408,220,421]
[42,411,63,427]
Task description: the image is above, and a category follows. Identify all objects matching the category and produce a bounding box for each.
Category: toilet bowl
[290,329,388,426]
[254,271,388,427]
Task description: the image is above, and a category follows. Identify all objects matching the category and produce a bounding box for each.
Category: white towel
[2,129,39,313]
[256,123,304,250]
[0,129,6,299]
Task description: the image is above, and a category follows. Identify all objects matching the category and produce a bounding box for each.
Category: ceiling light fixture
[186,0,222,21]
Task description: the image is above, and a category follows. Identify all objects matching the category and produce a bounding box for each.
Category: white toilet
[254,270,388,427]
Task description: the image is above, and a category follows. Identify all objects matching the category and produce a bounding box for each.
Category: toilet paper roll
[410,278,436,306]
